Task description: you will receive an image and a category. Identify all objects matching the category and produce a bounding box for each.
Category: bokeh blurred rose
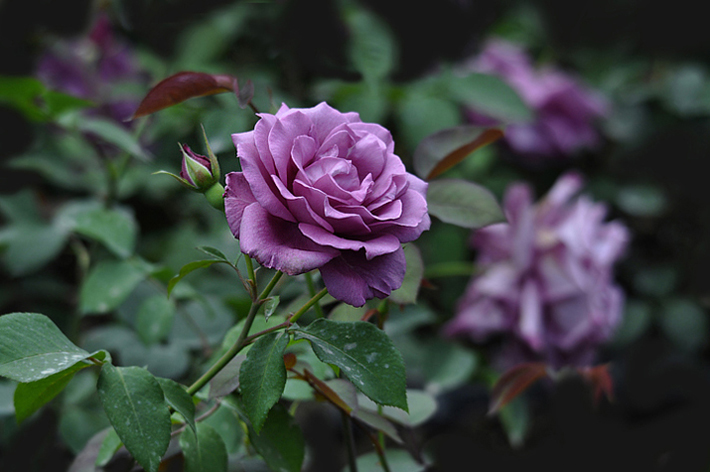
[224,102,430,306]
[36,12,145,123]
[444,172,629,368]
[465,39,609,159]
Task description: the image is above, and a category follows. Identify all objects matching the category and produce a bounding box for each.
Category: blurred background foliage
[1,0,710,471]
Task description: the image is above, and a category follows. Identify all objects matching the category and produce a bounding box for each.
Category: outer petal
[239,204,338,275]
[299,223,401,259]
[319,247,406,307]
[224,172,257,239]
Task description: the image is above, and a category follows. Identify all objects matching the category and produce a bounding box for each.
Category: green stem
[186,270,283,396]
[341,410,359,472]
[244,255,256,286]
[290,287,329,324]
[304,271,325,318]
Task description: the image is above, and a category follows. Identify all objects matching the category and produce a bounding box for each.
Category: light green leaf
[388,244,424,305]
[79,259,148,315]
[136,296,175,345]
[344,4,397,81]
[0,222,69,276]
[57,201,138,258]
[96,364,172,472]
[14,361,88,423]
[96,427,122,467]
[348,449,428,472]
[447,72,533,122]
[246,403,305,472]
[0,312,99,383]
[263,296,280,321]
[209,355,245,399]
[396,93,460,153]
[167,260,225,297]
[73,117,151,161]
[294,319,408,411]
[179,423,228,472]
[426,179,506,229]
[156,377,195,432]
[239,331,290,432]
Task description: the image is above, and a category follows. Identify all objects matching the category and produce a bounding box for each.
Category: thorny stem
[186,270,284,396]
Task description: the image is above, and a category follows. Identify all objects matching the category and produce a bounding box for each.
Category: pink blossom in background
[444,172,629,368]
[465,39,610,159]
[36,12,145,123]
[224,102,430,307]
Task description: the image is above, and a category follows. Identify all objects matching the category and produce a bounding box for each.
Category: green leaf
[499,395,530,449]
[426,179,506,229]
[658,298,708,352]
[179,423,228,472]
[388,244,424,305]
[263,296,280,321]
[349,449,428,472]
[246,403,305,472]
[13,361,88,423]
[0,75,48,121]
[447,72,533,122]
[196,245,229,261]
[57,201,138,258]
[156,377,195,432]
[294,319,408,411]
[72,116,151,161]
[0,222,69,276]
[96,364,172,472]
[357,389,437,428]
[344,4,397,81]
[136,296,176,345]
[412,125,504,180]
[239,331,290,432]
[202,404,244,454]
[209,355,245,399]
[96,427,122,467]
[0,313,98,382]
[167,260,225,297]
[79,259,148,315]
[396,93,460,153]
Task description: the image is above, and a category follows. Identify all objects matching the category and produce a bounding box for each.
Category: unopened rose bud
[180,144,217,191]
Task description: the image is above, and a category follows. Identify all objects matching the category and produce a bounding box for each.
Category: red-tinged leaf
[488,362,549,415]
[130,71,236,120]
[283,352,297,370]
[577,363,614,405]
[413,125,504,180]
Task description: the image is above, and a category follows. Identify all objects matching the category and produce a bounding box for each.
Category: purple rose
[224,102,430,307]
[444,172,629,368]
[35,12,144,123]
[465,39,609,159]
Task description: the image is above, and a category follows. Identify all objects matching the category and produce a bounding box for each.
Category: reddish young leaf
[413,125,504,181]
[130,71,237,120]
[283,352,297,370]
[577,363,614,404]
[488,362,549,415]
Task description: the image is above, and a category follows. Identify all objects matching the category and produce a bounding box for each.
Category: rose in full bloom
[444,172,629,368]
[464,39,609,159]
[224,102,430,306]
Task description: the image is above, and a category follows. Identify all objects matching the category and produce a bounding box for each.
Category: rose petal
[224,172,257,239]
[239,204,338,275]
[319,247,406,307]
[299,223,401,259]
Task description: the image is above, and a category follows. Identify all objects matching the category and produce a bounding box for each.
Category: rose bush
[224,102,430,306]
[444,172,629,368]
